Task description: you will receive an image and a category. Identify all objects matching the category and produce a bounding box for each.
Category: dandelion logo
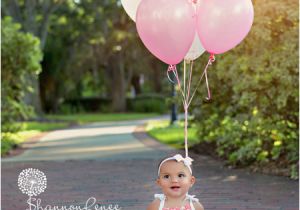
[18,168,47,197]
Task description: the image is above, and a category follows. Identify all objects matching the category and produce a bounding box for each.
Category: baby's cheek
[182,179,192,186]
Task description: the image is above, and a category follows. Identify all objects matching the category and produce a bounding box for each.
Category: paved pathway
[1,118,299,210]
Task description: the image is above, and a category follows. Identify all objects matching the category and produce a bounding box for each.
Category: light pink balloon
[136,0,196,65]
[197,0,254,54]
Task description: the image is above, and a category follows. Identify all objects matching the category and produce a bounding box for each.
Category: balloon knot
[168,64,176,72]
[209,53,215,64]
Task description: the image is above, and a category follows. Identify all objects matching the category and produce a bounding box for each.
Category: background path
[2,118,298,210]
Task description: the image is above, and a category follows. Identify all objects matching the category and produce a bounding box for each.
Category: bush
[197,110,298,165]
[58,94,168,114]
[191,0,298,178]
[128,94,168,113]
[1,16,42,155]
[58,97,111,114]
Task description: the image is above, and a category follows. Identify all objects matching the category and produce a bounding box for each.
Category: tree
[1,17,42,131]
[2,0,63,115]
[39,0,161,112]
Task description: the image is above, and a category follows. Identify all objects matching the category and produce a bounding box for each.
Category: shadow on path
[1,118,298,210]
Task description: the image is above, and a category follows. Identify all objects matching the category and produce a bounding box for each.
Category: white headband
[158,154,194,176]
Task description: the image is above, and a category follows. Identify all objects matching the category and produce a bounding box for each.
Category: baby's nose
[171,176,179,182]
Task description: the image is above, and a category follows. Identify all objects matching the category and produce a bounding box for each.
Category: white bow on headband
[173,154,193,166]
[158,154,194,176]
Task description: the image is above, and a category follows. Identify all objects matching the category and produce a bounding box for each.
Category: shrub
[128,94,168,113]
[191,0,298,178]
[1,16,42,154]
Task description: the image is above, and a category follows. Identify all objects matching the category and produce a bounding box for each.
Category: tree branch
[39,0,63,50]
[3,0,22,24]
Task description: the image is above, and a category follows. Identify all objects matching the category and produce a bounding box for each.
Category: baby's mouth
[170,186,180,191]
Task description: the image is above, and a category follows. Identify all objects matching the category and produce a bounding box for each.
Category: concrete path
[3,119,169,162]
[1,118,299,210]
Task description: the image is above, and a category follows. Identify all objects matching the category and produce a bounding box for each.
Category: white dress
[154,194,199,210]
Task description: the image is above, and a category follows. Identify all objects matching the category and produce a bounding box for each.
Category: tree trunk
[24,74,43,116]
[109,53,127,112]
[131,74,141,95]
[152,60,163,93]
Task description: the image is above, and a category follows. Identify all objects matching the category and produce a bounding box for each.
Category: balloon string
[205,53,214,100]
[183,60,186,100]
[184,101,188,158]
[186,60,194,103]
[183,60,194,158]
[166,65,186,104]
[166,55,215,158]
[187,54,215,107]
[170,65,186,100]
[204,68,211,100]
[167,65,176,84]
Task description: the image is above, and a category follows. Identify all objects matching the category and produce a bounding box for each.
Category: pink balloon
[197,0,254,54]
[136,0,196,65]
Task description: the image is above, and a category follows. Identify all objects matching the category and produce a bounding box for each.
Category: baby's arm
[193,201,204,210]
[146,199,160,210]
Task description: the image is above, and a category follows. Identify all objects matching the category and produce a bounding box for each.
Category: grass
[146,120,199,149]
[17,121,70,140]
[1,121,70,156]
[21,121,69,131]
[46,112,159,124]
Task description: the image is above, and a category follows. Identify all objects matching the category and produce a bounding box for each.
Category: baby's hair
[157,153,193,177]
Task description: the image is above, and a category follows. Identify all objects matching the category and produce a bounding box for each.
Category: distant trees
[2,0,63,114]
[2,0,164,114]
[40,0,163,112]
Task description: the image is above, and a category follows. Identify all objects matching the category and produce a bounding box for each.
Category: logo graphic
[18,168,47,197]
[17,168,122,210]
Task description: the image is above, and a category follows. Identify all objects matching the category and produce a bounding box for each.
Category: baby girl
[147,154,204,210]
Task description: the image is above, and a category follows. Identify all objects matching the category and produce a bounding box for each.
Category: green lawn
[18,121,70,139]
[146,120,199,149]
[2,121,70,156]
[46,112,159,124]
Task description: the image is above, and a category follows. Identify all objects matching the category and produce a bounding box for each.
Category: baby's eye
[178,173,186,178]
[163,175,170,179]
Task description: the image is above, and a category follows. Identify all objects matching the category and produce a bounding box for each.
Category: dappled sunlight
[208,176,222,181]
[41,142,146,155]
[40,125,137,142]
[204,175,239,182]
[222,175,238,182]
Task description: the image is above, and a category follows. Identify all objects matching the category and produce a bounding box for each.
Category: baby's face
[157,160,195,199]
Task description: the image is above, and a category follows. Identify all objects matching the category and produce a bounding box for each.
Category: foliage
[20,122,69,132]
[2,0,63,114]
[191,0,298,178]
[46,113,158,124]
[128,94,168,114]
[1,121,69,156]
[57,94,168,114]
[197,111,298,165]
[1,17,42,127]
[1,16,42,155]
[1,133,22,155]
[39,0,165,113]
